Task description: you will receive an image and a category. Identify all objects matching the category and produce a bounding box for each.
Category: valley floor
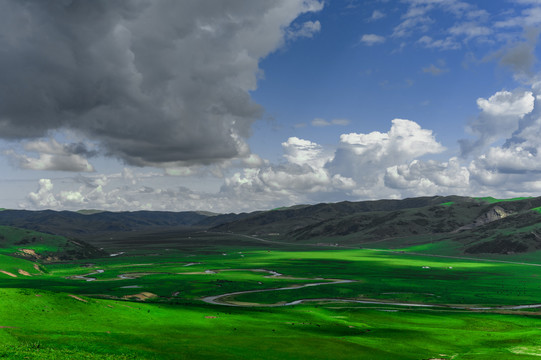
[2,234,541,359]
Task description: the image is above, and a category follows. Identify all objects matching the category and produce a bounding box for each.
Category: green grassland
[3,222,541,358]
[3,288,541,360]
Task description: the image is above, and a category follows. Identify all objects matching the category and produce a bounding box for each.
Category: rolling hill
[2,195,541,257]
[0,209,245,239]
[209,195,541,255]
[0,225,105,261]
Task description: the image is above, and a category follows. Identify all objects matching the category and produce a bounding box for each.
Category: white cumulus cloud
[460,90,535,156]
[27,179,59,208]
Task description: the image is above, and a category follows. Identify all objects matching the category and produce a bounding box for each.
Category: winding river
[201,279,355,307]
[200,270,541,311]
[67,269,104,281]
[66,265,541,311]
[202,281,541,310]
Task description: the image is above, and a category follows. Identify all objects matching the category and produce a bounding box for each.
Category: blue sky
[1,0,541,212]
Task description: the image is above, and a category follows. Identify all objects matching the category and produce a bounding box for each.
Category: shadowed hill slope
[210,195,541,255]
[0,210,216,238]
[211,196,474,236]
[0,225,105,261]
[2,195,541,256]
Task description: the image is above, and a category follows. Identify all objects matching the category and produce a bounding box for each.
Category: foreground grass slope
[2,287,541,359]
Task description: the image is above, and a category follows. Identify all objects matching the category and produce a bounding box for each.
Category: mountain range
[2,195,541,257]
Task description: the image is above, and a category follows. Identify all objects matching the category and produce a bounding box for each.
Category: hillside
[210,195,541,255]
[0,209,215,239]
[211,195,470,235]
[0,225,105,261]
[2,195,541,256]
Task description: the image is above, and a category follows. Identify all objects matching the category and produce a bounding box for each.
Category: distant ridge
[209,195,541,255]
[0,209,253,240]
[3,195,541,255]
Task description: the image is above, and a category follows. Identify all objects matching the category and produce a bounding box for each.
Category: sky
[2,0,541,213]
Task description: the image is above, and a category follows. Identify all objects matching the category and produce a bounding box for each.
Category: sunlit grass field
[2,235,541,359]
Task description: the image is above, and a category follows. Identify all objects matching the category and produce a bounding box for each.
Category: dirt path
[0,270,17,278]
[68,294,88,303]
[17,269,31,276]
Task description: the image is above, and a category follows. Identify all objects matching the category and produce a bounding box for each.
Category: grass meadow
[2,233,541,359]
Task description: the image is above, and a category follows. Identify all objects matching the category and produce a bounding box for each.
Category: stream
[67,269,104,281]
[67,266,541,311]
[201,275,541,311]
[201,279,354,307]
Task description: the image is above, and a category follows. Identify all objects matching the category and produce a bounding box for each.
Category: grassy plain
[2,232,541,359]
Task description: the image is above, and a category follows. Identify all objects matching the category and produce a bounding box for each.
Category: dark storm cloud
[0,0,322,167]
[64,142,98,157]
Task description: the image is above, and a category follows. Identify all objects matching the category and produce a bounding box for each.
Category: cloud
[58,190,86,206]
[311,118,351,127]
[312,118,331,127]
[327,119,445,187]
[422,63,449,75]
[473,146,541,174]
[379,85,541,197]
[331,119,351,126]
[459,90,535,156]
[494,7,541,28]
[224,136,334,197]
[337,119,444,161]
[242,154,266,168]
[384,157,470,192]
[282,137,329,167]
[462,84,541,190]
[393,16,433,38]
[0,0,323,167]
[394,1,506,52]
[392,0,477,38]
[6,139,95,172]
[360,34,386,46]
[476,90,535,117]
[370,10,386,20]
[219,137,351,208]
[481,25,541,81]
[21,80,541,213]
[499,40,539,77]
[221,119,446,206]
[418,35,460,50]
[287,20,321,40]
[27,179,59,208]
[449,22,492,40]
[25,112,541,213]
